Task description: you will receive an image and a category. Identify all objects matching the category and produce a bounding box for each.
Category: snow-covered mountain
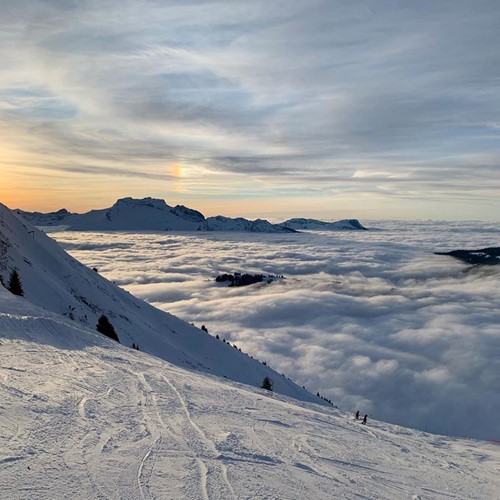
[199,215,295,233]
[16,197,367,233]
[1,285,499,499]
[279,218,367,231]
[16,197,296,233]
[1,202,499,497]
[0,202,317,402]
[13,208,79,227]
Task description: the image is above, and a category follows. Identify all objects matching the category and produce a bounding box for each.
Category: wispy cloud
[1,1,500,217]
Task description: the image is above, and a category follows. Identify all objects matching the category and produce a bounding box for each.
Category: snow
[1,286,499,499]
[200,216,296,233]
[0,202,319,404]
[16,197,367,233]
[280,218,367,231]
[2,202,499,497]
[17,198,298,233]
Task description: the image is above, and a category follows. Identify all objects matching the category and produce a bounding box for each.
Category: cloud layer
[53,222,500,440]
[2,1,500,218]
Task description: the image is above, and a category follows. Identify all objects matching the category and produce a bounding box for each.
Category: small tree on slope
[8,269,24,296]
[96,314,120,343]
[261,376,273,391]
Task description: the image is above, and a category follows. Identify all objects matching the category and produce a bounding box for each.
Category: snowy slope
[279,218,367,231]
[1,288,499,499]
[0,202,318,403]
[14,208,78,227]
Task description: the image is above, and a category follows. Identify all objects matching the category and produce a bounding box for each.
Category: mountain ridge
[16,197,367,232]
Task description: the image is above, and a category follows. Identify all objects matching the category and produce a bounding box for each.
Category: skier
[355,410,360,420]
[362,414,367,425]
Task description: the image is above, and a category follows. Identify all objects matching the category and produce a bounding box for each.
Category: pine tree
[96,314,119,342]
[261,376,273,391]
[7,269,24,296]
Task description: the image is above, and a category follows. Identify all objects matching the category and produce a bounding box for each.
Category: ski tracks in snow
[135,372,166,500]
[161,374,236,500]
[131,370,236,500]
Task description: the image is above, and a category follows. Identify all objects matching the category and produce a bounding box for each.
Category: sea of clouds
[51,221,500,440]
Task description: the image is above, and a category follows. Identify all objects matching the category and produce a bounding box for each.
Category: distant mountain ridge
[280,217,367,231]
[16,197,367,232]
[436,247,500,265]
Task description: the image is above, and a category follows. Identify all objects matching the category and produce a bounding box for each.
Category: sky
[1,0,500,220]
[53,221,500,440]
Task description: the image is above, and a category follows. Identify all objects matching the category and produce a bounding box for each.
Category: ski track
[197,458,209,500]
[0,324,499,499]
[135,372,164,500]
[161,374,237,500]
[137,436,162,500]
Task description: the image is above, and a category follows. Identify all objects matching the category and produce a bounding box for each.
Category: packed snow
[1,287,499,499]
[2,202,500,498]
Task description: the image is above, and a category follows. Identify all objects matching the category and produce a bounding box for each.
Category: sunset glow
[0,2,499,220]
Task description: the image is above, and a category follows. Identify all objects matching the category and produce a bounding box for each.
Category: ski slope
[1,287,499,499]
[0,202,319,405]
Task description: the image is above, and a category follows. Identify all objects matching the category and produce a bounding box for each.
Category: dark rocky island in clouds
[436,247,500,265]
[16,197,367,233]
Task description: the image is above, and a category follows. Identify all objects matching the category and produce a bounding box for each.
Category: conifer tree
[7,269,24,296]
[96,314,119,342]
[261,376,273,391]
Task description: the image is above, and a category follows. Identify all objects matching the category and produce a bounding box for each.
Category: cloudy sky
[1,1,500,220]
[53,222,500,440]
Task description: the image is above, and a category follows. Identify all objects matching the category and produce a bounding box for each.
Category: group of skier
[355,410,368,425]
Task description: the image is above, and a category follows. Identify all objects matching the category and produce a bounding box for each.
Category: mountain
[1,202,499,497]
[279,218,367,231]
[16,197,296,233]
[436,247,500,265]
[199,215,295,233]
[1,285,499,499]
[0,202,317,402]
[16,197,368,233]
[15,207,78,227]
